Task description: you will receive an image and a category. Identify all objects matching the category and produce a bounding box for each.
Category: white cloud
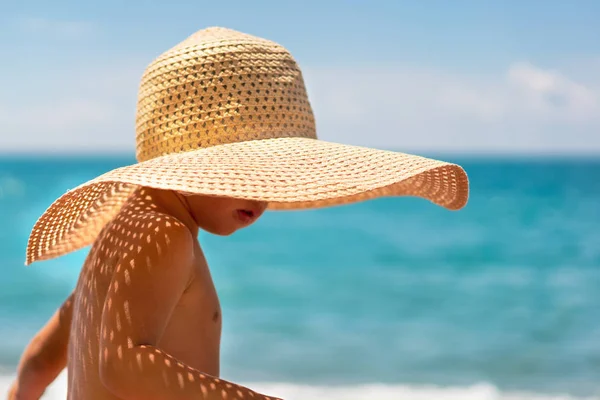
[0,62,143,153]
[0,59,598,154]
[303,60,600,154]
[506,62,598,122]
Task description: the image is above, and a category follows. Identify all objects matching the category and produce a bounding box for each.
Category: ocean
[0,156,598,399]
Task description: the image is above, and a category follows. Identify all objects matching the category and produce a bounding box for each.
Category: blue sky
[1,0,599,154]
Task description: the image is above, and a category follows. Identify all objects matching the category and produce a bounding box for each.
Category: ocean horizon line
[1,151,599,163]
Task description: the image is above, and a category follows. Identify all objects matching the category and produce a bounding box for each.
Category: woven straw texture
[25,27,469,265]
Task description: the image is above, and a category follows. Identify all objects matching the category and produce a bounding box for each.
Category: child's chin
[202,225,238,236]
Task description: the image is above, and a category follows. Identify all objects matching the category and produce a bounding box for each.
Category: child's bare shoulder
[93,209,196,323]
[109,209,192,248]
[95,208,195,282]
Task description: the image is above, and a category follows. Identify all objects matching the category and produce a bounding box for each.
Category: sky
[0,0,599,155]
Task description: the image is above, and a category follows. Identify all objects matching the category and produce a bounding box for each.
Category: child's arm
[9,292,73,399]
[98,216,282,400]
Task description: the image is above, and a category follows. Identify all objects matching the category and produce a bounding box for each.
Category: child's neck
[129,187,200,238]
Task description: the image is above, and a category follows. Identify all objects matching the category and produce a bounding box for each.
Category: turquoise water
[0,156,599,399]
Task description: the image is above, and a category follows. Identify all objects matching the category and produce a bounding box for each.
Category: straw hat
[25,27,469,265]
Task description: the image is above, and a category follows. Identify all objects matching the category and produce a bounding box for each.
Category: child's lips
[236,209,256,224]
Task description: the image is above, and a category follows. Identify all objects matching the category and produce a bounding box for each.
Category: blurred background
[1,1,599,399]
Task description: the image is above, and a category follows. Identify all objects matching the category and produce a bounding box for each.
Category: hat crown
[135,27,317,162]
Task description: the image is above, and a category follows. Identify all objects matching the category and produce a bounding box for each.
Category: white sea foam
[1,372,597,400]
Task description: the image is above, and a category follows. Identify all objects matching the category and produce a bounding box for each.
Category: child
[9,27,469,399]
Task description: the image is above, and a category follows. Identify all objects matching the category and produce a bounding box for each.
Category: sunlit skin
[8,187,278,400]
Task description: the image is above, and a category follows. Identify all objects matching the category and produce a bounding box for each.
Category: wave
[1,372,597,400]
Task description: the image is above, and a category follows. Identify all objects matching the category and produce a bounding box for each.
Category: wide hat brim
[25,136,469,265]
